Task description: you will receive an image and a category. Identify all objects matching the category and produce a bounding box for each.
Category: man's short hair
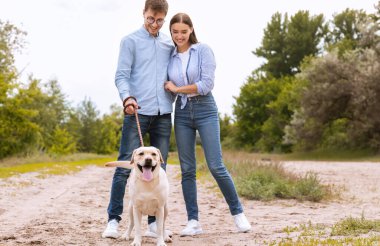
[144,0,169,15]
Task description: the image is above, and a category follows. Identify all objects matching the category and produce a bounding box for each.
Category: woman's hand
[164,81,178,93]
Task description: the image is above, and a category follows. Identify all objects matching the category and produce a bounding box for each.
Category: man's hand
[123,97,139,115]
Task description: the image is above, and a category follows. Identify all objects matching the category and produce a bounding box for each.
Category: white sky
[0,0,377,116]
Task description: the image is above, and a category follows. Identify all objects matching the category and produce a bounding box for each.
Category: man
[102,0,174,239]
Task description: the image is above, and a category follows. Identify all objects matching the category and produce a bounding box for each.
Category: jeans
[107,113,172,223]
[174,94,243,221]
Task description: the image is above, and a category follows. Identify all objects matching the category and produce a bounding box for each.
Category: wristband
[123,96,137,107]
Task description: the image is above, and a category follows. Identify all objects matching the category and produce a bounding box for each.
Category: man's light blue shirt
[115,26,174,115]
[167,43,216,109]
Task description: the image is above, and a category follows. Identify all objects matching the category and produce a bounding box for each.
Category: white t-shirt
[178,49,190,85]
[178,49,198,97]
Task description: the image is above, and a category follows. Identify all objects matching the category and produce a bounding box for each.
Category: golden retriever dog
[105,146,171,246]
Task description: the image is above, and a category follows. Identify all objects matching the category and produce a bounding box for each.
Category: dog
[105,146,171,246]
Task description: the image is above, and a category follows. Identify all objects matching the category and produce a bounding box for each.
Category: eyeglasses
[146,16,165,26]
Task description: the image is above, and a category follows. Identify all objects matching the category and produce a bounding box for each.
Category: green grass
[331,215,380,236]
[0,153,117,179]
[273,217,380,245]
[276,236,380,246]
[194,147,334,202]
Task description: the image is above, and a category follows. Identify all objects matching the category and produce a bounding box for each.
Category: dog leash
[134,110,144,147]
[124,102,144,147]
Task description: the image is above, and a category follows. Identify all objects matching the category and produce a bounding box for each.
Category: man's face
[143,9,166,37]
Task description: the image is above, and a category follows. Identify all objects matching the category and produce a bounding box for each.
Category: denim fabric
[107,113,172,223]
[174,93,243,221]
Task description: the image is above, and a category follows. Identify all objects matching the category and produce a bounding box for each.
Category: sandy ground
[1,161,380,245]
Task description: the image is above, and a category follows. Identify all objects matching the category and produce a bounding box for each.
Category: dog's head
[105,146,164,182]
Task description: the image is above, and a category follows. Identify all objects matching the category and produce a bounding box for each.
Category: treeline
[221,4,380,153]
[1,4,380,159]
[0,20,124,158]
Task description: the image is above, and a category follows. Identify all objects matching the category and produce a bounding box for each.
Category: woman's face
[170,22,193,49]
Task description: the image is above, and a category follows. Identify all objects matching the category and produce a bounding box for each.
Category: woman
[164,13,251,236]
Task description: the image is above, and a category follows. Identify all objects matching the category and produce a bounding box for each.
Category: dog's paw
[130,240,141,246]
[122,232,132,241]
[156,241,167,246]
[164,235,172,243]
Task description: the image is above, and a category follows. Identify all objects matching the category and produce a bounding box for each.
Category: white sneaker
[234,213,251,232]
[144,221,173,238]
[102,219,120,238]
[180,219,203,236]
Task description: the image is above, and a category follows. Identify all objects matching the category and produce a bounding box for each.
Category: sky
[0,0,378,116]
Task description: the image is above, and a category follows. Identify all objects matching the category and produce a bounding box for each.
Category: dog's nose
[145,158,152,165]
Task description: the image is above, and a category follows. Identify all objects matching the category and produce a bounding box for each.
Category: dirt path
[1,161,380,245]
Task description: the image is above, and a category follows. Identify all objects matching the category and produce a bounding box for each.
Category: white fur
[105,146,171,246]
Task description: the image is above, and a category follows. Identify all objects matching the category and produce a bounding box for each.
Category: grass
[194,147,334,202]
[331,215,380,236]
[273,216,380,245]
[0,153,117,179]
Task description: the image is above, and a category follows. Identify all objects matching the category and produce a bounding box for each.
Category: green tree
[16,77,69,151]
[327,8,369,55]
[95,104,123,154]
[285,11,327,74]
[254,12,289,78]
[257,77,300,152]
[48,126,77,155]
[233,77,283,150]
[254,11,327,78]
[75,98,101,152]
[0,20,40,158]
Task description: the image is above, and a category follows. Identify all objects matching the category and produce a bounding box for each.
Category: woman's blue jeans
[107,113,172,223]
[174,94,243,221]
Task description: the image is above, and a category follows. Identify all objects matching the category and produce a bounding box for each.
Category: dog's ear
[105,161,132,169]
[156,148,164,164]
[130,149,138,165]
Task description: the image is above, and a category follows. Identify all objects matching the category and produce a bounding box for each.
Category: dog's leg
[163,204,172,243]
[130,207,142,246]
[124,202,134,241]
[155,206,166,246]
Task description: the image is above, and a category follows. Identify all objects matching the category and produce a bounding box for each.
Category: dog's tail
[105,161,132,169]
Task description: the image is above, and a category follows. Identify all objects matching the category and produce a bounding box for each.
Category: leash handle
[124,102,144,147]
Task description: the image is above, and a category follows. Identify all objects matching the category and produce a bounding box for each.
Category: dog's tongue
[142,167,153,181]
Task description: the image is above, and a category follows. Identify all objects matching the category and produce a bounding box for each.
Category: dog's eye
[152,153,157,156]
[138,152,144,156]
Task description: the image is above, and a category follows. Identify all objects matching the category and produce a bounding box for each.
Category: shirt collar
[140,25,160,38]
[172,43,200,57]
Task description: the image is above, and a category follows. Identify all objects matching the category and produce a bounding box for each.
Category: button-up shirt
[115,26,174,115]
[168,43,216,109]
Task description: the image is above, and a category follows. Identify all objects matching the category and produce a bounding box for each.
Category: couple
[102,0,251,239]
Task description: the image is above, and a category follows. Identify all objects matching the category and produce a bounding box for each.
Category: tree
[254,12,290,78]
[233,77,283,150]
[285,11,328,74]
[0,20,40,158]
[75,98,101,153]
[48,126,76,155]
[254,11,328,78]
[95,104,123,154]
[327,8,369,55]
[16,77,69,151]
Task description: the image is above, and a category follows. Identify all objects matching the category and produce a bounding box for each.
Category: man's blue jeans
[107,113,172,223]
[174,94,243,221]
